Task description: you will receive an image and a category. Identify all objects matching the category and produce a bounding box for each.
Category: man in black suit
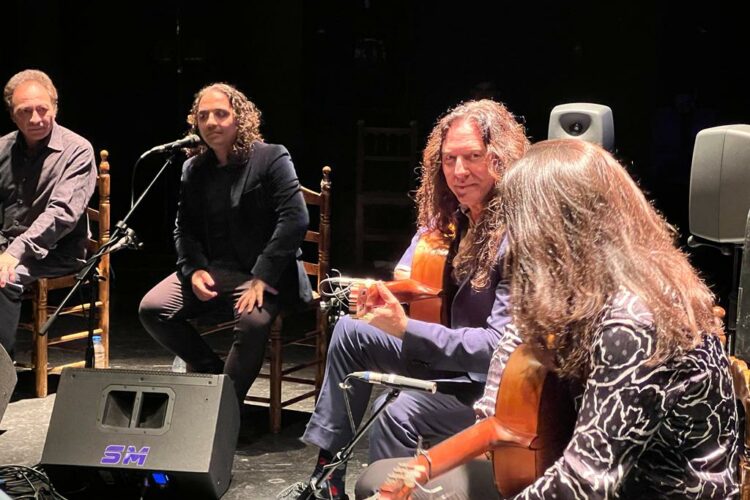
[139,83,311,403]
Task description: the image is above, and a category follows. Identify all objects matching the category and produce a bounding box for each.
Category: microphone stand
[40,152,181,368]
[301,385,402,500]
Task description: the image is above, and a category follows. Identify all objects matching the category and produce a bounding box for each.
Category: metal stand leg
[306,388,401,499]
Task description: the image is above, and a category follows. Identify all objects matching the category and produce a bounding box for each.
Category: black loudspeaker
[735,210,750,359]
[548,103,615,151]
[0,343,16,424]
[689,124,750,244]
[40,369,239,499]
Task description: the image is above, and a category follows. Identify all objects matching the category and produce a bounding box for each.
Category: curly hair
[186,83,263,160]
[3,69,58,113]
[416,99,529,289]
[498,139,722,381]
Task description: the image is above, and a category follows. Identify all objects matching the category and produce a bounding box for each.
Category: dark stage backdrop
[1,0,748,308]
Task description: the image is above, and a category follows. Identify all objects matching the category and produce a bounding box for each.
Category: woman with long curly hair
[139,83,311,406]
[492,138,737,497]
[359,139,738,499]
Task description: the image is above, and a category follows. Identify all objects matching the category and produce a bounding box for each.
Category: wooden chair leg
[741,456,750,500]
[315,309,328,395]
[98,259,110,368]
[269,316,283,433]
[32,280,49,398]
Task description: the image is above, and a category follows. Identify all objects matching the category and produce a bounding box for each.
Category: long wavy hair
[499,139,722,380]
[186,83,263,161]
[416,99,529,288]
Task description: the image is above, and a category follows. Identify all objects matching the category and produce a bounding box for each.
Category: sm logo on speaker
[100,445,151,466]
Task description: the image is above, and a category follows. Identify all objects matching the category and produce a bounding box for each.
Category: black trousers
[0,281,23,356]
[138,269,280,403]
[0,254,83,356]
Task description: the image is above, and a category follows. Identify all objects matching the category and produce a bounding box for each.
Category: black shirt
[203,161,242,268]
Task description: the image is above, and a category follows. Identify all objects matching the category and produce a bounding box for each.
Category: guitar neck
[404,416,537,484]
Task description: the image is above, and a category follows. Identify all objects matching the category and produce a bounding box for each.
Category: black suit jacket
[174,142,312,303]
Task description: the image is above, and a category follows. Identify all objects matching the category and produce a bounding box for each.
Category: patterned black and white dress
[475,289,739,499]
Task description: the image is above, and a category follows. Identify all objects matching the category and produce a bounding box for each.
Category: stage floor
[1,308,370,499]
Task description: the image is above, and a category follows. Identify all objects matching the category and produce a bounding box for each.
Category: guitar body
[351,231,449,321]
[492,344,577,497]
[406,231,449,323]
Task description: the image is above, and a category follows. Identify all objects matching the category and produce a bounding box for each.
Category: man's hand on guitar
[349,279,373,317]
[373,462,428,499]
[359,281,408,338]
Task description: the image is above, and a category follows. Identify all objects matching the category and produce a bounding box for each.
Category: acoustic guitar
[376,344,576,499]
[345,230,450,323]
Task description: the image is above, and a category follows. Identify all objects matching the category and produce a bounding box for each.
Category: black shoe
[277,481,311,500]
[276,479,349,500]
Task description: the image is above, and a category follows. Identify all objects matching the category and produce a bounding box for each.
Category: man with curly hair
[139,83,311,404]
[0,69,97,357]
[281,100,529,500]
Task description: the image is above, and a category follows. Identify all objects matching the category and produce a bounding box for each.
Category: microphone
[148,134,202,154]
[108,228,141,253]
[348,371,437,393]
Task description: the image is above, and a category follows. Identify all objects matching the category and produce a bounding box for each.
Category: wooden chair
[354,120,418,269]
[714,305,750,498]
[201,166,332,433]
[17,150,111,397]
[731,356,750,499]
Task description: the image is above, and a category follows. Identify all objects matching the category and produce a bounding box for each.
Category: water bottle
[92,334,106,368]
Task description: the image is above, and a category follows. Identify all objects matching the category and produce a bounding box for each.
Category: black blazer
[174,142,312,303]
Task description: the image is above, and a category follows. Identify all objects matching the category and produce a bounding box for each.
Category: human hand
[350,279,374,317]
[191,269,218,301]
[236,278,266,314]
[376,462,427,499]
[0,252,19,288]
[360,281,408,338]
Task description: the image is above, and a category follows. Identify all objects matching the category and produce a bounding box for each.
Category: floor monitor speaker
[40,368,239,499]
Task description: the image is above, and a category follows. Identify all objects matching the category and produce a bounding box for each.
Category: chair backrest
[300,166,332,293]
[354,121,419,270]
[86,150,111,251]
[90,150,111,332]
[355,120,418,195]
